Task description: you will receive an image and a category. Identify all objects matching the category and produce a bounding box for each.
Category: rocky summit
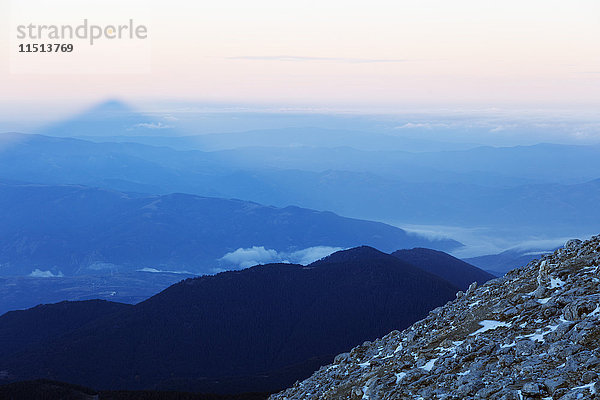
[271,236,600,400]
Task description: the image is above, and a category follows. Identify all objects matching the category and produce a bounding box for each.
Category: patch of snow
[457,369,470,376]
[469,320,511,336]
[525,322,560,342]
[395,372,406,384]
[421,358,438,372]
[549,277,566,288]
[572,382,596,395]
[361,385,369,400]
[537,297,551,304]
[358,362,370,368]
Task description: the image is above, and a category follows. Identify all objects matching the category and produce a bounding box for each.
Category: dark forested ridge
[0,247,468,394]
[392,247,495,289]
[0,300,132,359]
[0,379,270,400]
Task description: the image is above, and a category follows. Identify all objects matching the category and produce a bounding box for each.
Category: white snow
[572,382,596,395]
[457,369,470,376]
[537,297,551,304]
[525,322,560,342]
[549,277,566,288]
[395,372,407,384]
[358,362,371,368]
[421,358,438,372]
[361,385,369,400]
[469,320,511,336]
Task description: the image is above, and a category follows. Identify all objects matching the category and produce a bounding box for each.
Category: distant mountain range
[0,246,492,393]
[465,247,558,276]
[40,100,480,152]
[1,132,598,239]
[0,182,458,277]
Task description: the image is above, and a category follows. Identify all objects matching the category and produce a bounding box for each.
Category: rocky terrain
[272,236,600,400]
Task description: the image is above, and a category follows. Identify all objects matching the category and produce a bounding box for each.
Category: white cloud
[220,245,344,269]
[220,246,281,268]
[393,122,449,129]
[29,269,64,278]
[137,267,195,275]
[289,246,344,265]
[132,122,172,129]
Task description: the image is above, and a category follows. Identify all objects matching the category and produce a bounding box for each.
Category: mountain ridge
[0,182,460,276]
[0,246,480,393]
[271,236,600,399]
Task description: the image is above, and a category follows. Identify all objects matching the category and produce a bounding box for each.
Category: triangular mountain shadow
[39,99,180,137]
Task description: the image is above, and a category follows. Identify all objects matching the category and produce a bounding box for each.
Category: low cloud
[132,122,172,130]
[29,269,64,278]
[137,267,195,275]
[394,122,449,130]
[220,246,281,269]
[220,246,343,269]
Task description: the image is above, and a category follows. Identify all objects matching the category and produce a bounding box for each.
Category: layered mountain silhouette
[0,182,459,276]
[465,247,559,276]
[1,132,599,239]
[392,248,495,289]
[0,247,490,393]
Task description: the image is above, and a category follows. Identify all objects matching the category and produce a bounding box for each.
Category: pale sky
[0,0,599,114]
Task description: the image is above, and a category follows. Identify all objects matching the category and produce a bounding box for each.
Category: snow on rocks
[271,235,600,400]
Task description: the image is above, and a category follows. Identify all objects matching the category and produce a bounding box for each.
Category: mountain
[76,127,481,152]
[0,272,196,315]
[465,247,558,276]
[0,300,132,359]
[0,182,460,277]
[41,100,181,137]
[1,133,599,240]
[271,236,600,399]
[391,248,495,289]
[0,247,461,393]
[0,379,270,400]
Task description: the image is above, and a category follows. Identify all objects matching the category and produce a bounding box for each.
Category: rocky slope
[272,236,600,400]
